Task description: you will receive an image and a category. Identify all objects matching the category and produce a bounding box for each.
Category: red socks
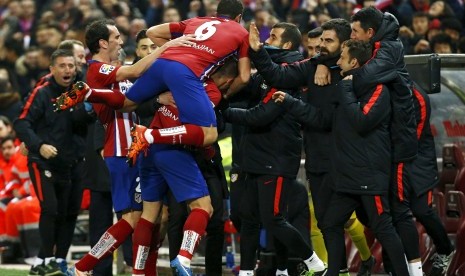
[87,88,126,110]
[133,218,154,275]
[179,208,210,260]
[144,223,161,276]
[150,124,205,146]
[76,219,133,272]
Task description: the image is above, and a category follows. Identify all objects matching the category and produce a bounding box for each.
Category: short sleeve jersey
[160,17,249,80]
[87,60,139,157]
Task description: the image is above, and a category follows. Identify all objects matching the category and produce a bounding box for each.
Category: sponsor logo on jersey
[119,80,133,94]
[99,64,115,75]
[44,170,52,178]
[192,43,215,54]
[90,232,117,259]
[157,106,179,122]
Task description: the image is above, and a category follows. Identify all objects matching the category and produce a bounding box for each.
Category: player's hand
[315,64,331,86]
[19,142,29,156]
[158,91,176,108]
[272,91,286,103]
[40,144,58,159]
[165,34,196,48]
[249,22,262,52]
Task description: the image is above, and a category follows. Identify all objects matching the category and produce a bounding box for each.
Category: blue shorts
[105,157,142,212]
[126,58,216,127]
[139,144,209,203]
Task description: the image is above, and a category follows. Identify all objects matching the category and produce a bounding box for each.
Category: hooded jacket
[223,47,304,177]
[352,12,418,163]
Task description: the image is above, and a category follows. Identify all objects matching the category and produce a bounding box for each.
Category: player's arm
[146,23,172,46]
[224,56,251,99]
[115,34,195,81]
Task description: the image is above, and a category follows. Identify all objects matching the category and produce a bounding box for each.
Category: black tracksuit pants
[239,174,313,270]
[319,191,409,276]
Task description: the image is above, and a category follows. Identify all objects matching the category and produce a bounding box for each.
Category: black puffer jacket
[223,48,304,177]
[280,73,392,195]
[352,12,418,163]
[407,87,439,196]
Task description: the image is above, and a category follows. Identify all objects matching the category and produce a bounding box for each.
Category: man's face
[50,56,76,87]
[264,28,286,49]
[412,17,429,36]
[73,44,87,71]
[320,30,341,58]
[136,38,157,59]
[434,43,453,54]
[1,140,15,161]
[106,25,123,61]
[307,36,321,57]
[0,121,12,138]
[163,8,181,23]
[337,46,357,75]
[351,21,372,42]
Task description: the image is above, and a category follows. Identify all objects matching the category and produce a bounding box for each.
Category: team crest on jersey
[261,83,268,90]
[135,192,142,203]
[99,64,115,75]
[230,173,238,183]
[44,170,52,178]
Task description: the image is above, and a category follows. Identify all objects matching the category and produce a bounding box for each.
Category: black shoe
[29,265,46,276]
[43,260,66,276]
[430,251,455,276]
[357,255,376,276]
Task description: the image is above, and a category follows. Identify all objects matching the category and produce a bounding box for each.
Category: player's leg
[74,157,142,273]
[132,146,167,276]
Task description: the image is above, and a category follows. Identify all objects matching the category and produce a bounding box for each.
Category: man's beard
[319,47,340,61]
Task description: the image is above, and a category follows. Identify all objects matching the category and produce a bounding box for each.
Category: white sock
[56,258,65,264]
[276,268,288,275]
[44,257,55,265]
[33,257,44,267]
[239,270,254,276]
[177,255,191,267]
[144,129,154,143]
[408,261,423,276]
[304,252,326,271]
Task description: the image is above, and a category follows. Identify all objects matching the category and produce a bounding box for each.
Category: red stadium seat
[446,219,465,276]
[444,191,465,233]
[439,144,465,194]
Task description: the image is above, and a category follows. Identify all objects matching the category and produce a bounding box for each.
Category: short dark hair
[321,18,351,44]
[85,19,116,54]
[135,29,148,44]
[58,39,84,51]
[0,134,15,146]
[412,11,429,20]
[342,39,373,66]
[50,49,75,65]
[216,0,243,20]
[441,18,463,33]
[215,57,238,78]
[307,27,323,39]
[351,6,383,34]
[272,22,302,51]
[0,115,11,127]
[430,33,454,51]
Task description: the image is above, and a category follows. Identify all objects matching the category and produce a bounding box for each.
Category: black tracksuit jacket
[248,48,342,174]
[281,74,392,195]
[352,12,418,163]
[14,77,89,168]
[222,48,304,178]
[408,87,439,196]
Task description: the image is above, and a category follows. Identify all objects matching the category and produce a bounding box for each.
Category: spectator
[430,33,455,53]
[441,17,462,42]
[162,6,181,23]
[0,66,21,121]
[400,12,431,54]
[428,0,455,21]
[307,27,322,58]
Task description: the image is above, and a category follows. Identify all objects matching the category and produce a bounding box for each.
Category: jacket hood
[265,47,304,64]
[371,12,400,43]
